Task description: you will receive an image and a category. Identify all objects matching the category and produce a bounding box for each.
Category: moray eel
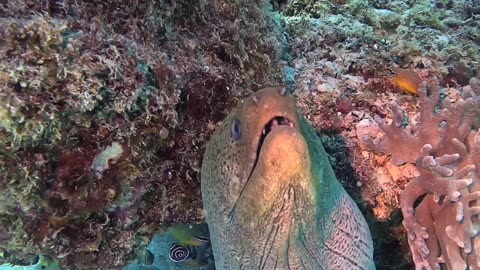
[201,87,375,269]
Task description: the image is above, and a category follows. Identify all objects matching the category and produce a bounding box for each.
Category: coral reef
[1,0,479,268]
[362,78,480,269]
[0,0,285,268]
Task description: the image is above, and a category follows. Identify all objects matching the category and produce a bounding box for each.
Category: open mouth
[229,115,297,220]
[258,116,295,151]
[249,116,295,179]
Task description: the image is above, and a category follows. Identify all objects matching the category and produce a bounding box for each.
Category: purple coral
[364,78,480,269]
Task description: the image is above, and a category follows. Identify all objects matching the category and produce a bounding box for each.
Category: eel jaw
[248,115,297,181]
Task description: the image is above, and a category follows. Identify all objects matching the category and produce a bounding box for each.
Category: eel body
[201,87,375,269]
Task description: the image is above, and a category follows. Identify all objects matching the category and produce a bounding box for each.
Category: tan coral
[364,78,480,270]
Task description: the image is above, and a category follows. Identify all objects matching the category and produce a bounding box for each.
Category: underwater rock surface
[0,0,284,268]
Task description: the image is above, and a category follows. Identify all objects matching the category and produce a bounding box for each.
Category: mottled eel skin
[201,87,375,269]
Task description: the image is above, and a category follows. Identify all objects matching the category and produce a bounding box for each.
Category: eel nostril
[252,95,261,105]
[278,87,287,96]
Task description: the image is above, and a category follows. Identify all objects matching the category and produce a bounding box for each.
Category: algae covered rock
[0,0,285,268]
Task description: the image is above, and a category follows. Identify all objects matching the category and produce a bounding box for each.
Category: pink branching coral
[363,78,480,269]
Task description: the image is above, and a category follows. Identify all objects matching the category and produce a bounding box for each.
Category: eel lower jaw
[249,116,297,180]
[229,116,299,223]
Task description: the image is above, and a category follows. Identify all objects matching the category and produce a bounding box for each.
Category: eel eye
[231,118,241,140]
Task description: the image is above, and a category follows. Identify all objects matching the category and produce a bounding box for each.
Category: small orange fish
[389,67,423,94]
